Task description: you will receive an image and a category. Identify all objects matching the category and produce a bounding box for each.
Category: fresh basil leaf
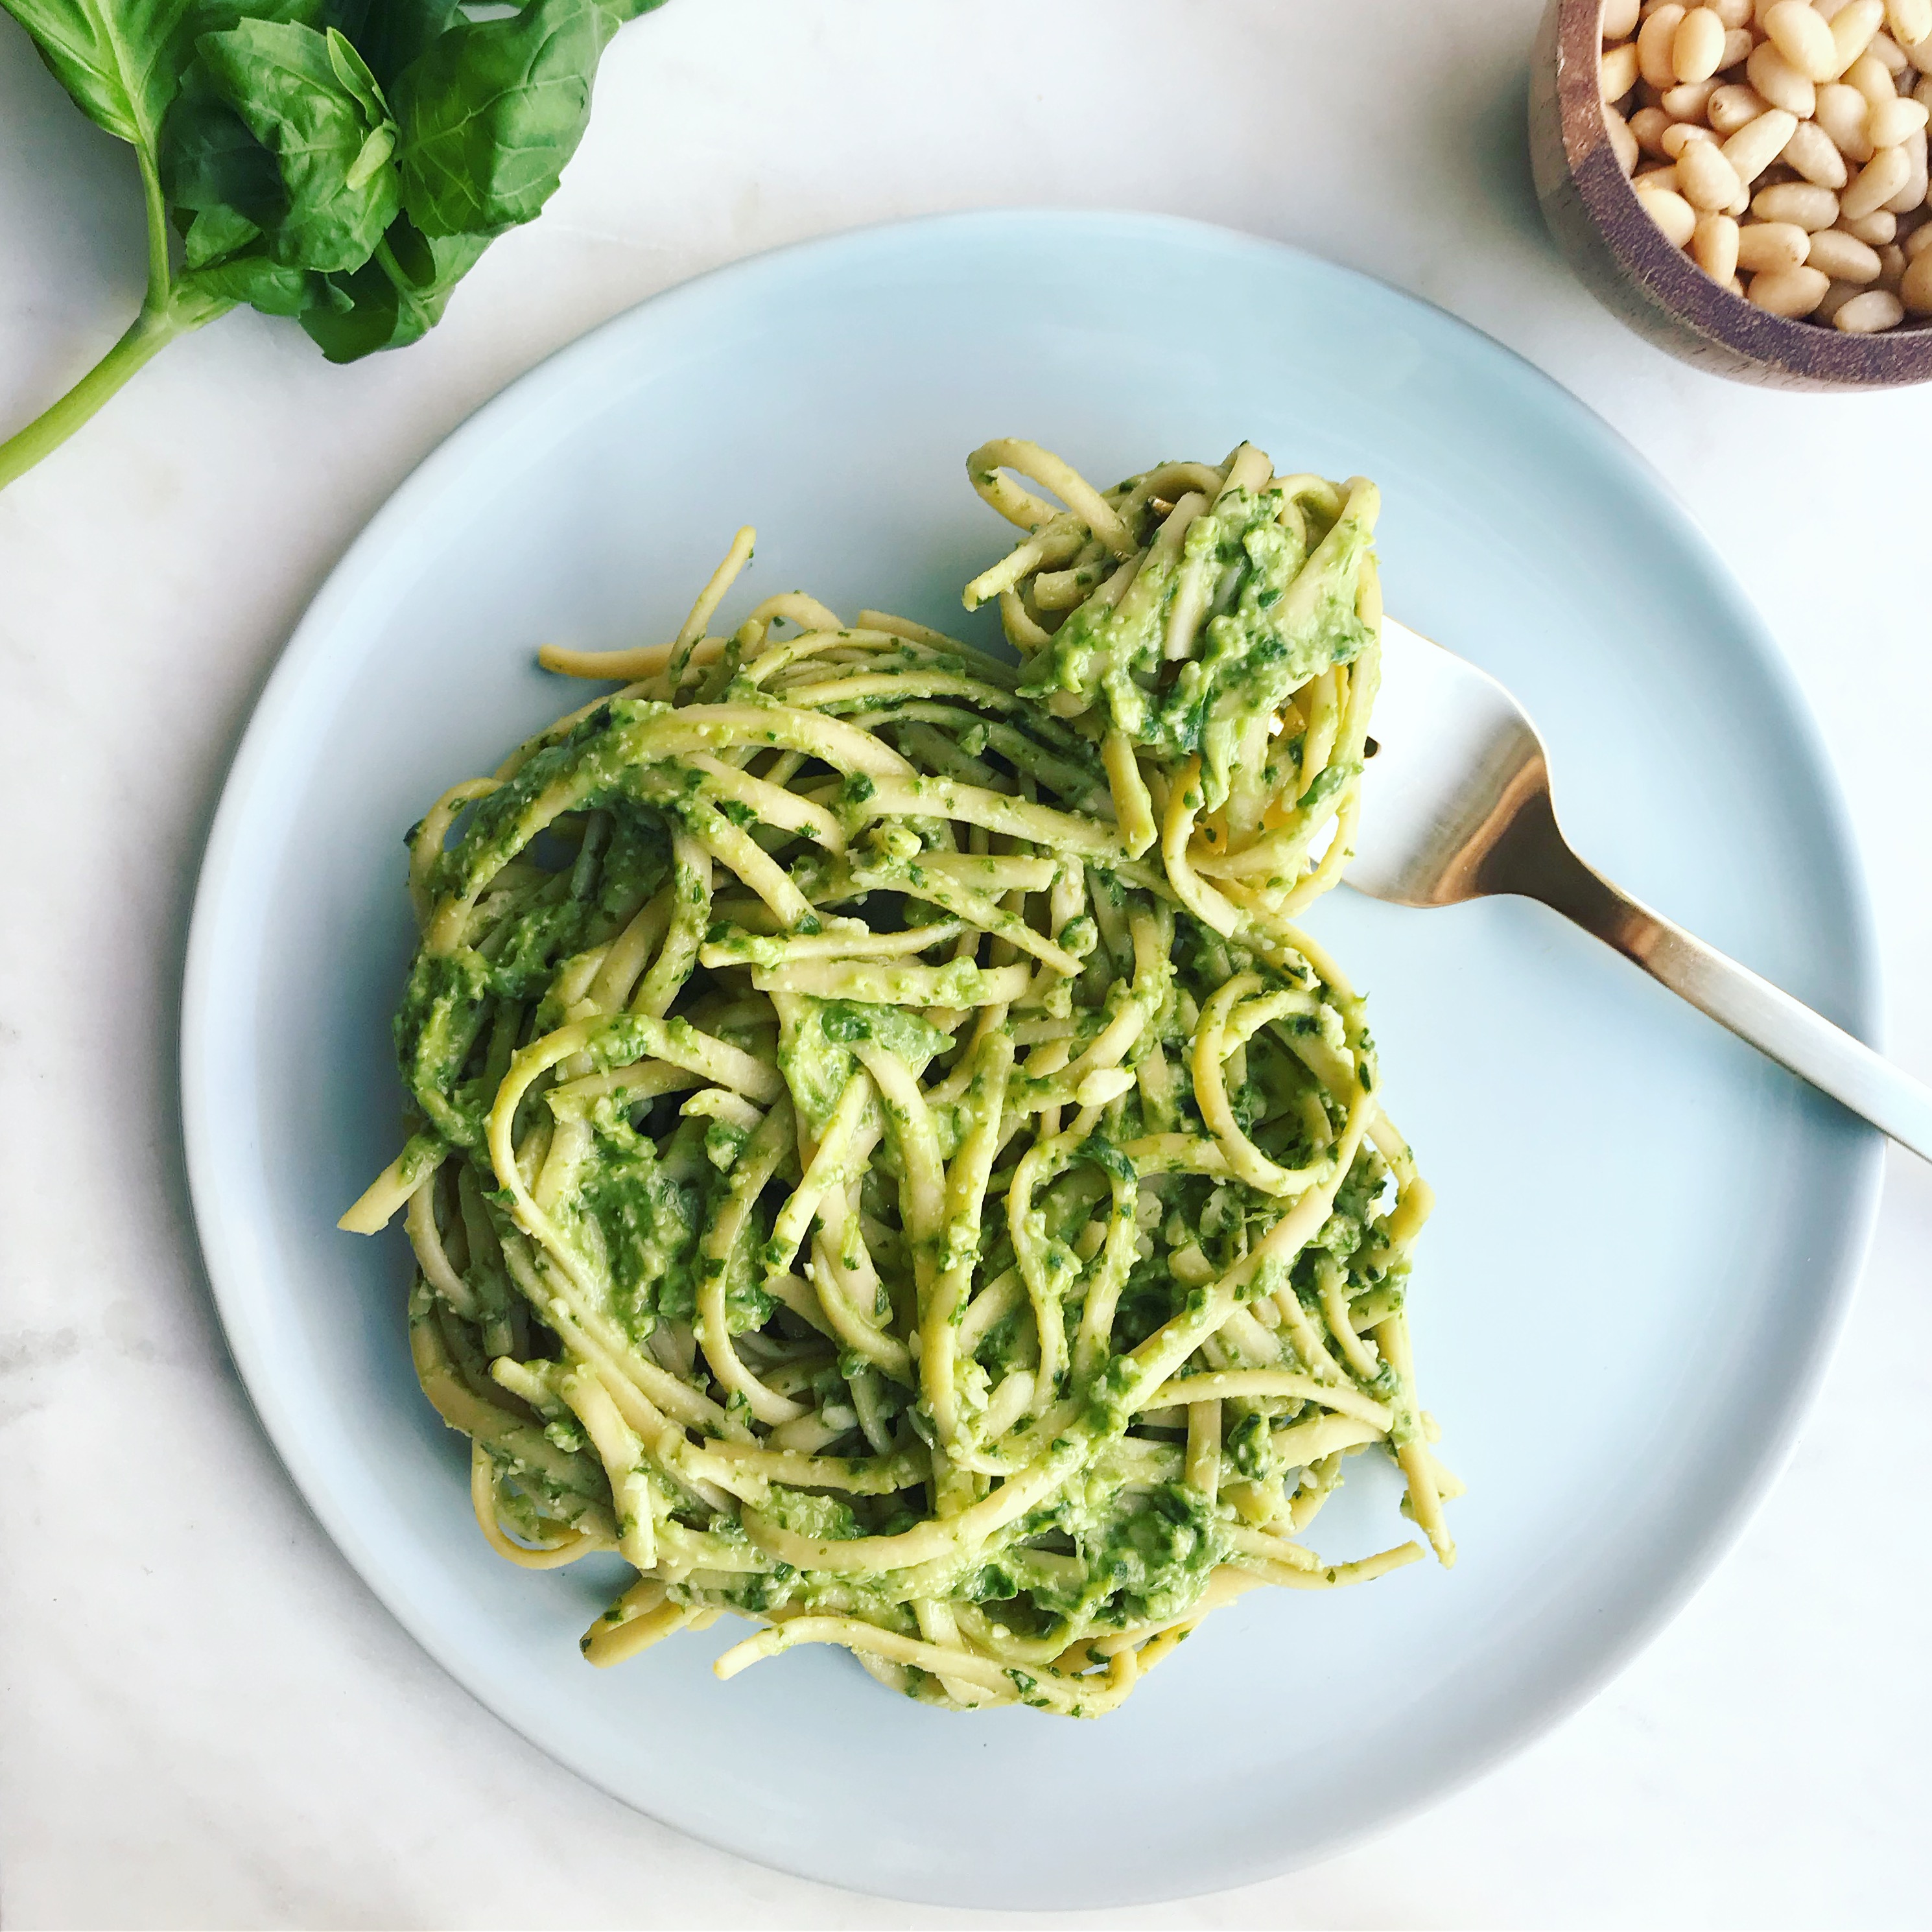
[188,0,328,30]
[0,0,196,155]
[325,30,398,188]
[206,0,421,41]
[182,200,258,265]
[159,57,283,228]
[394,0,609,240]
[161,10,399,279]
[300,214,487,360]
[346,0,459,90]
[385,209,491,309]
[0,0,672,491]
[178,246,314,314]
[323,21,383,121]
[294,272,392,356]
[196,16,399,274]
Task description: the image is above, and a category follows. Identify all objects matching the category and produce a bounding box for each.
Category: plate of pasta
[182,211,1882,1907]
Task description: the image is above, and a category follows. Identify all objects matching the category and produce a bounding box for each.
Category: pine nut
[1711,0,1753,23]
[1605,0,1644,36]
[1817,80,1878,158]
[1905,217,1932,252]
[1765,1,1842,79]
[1747,262,1833,307]
[1920,71,1932,102]
[1877,239,1909,281]
[1869,93,1931,139]
[1637,182,1701,243]
[1829,0,1887,75]
[1632,104,1677,152]
[1806,226,1886,272]
[1747,38,1820,108]
[1870,29,1912,69]
[1636,161,1684,191]
[1813,276,1867,320]
[1754,179,1844,222]
[1881,125,1928,208]
[1736,217,1814,264]
[1692,208,1745,274]
[1815,0,1854,18]
[1833,285,1909,321]
[1708,80,1772,127]
[1846,50,1901,99]
[1721,23,1758,60]
[1599,40,1645,97]
[1661,78,1723,113]
[1675,5,1731,76]
[1723,104,1801,178]
[1662,119,1720,151]
[1842,139,1915,210]
[1680,134,1748,202]
[1641,4,1691,83]
[1841,206,1900,235]
[1606,102,1642,172]
[1887,0,1932,41]
[1903,244,1932,303]
[1602,39,1643,97]
[1784,118,1853,183]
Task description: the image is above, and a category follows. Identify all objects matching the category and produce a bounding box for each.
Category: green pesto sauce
[775,996,950,1137]
[1017,480,1377,810]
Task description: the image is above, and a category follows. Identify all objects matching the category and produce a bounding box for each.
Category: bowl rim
[1553,0,1932,385]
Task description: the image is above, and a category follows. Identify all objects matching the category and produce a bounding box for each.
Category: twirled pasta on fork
[341,438,1457,1716]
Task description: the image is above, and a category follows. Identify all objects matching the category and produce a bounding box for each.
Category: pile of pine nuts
[1599,0,1932,333]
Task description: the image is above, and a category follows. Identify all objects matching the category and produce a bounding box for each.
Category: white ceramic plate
[181,211,1883,1910]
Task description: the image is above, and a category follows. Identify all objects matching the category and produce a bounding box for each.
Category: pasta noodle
[341,438,1455,1716]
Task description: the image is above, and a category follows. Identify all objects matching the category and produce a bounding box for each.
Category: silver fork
[1348,619,1932,1162]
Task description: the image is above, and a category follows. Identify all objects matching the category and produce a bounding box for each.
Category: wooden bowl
[1529,0,1932,389]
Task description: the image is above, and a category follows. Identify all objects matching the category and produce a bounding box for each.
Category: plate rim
[178,206,1888,1908]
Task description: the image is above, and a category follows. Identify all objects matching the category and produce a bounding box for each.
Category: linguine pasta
[340,438,1456,1716]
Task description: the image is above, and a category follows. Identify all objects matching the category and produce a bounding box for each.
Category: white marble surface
[3,2,1929,1924]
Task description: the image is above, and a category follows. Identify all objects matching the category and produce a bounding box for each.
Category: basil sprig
[0,0,666,491]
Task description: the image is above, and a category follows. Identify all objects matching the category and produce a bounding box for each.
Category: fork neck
[1477,783,1656,964]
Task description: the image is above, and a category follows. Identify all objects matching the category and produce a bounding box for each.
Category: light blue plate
[180,212,1883,1910]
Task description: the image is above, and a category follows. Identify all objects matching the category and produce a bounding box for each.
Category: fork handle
[1496,794,1932,1162]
